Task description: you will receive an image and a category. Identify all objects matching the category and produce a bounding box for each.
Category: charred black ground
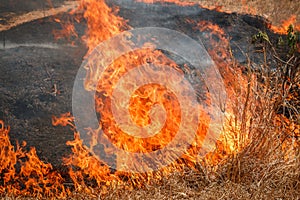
[0,0,66,20]
[0,0,284,171]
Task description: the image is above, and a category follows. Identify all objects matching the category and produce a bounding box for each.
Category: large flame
[79,0,128,52]
[0,0,246,196]
[64,0,251,184]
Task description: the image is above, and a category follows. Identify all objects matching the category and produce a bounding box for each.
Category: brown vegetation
[194,0,300,28]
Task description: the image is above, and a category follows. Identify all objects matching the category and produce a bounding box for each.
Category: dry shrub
[203,35,300,199]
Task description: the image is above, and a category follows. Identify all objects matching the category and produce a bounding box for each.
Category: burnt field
[0,0,299,199]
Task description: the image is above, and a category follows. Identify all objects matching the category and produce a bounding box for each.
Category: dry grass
[193,0,300,28]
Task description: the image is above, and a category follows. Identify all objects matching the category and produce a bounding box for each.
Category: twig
[273,55,294,67]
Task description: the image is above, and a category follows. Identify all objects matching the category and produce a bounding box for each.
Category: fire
[51,0,220,189]
[71,0,249,183]
[92,47,213,169]
[93,49,181,153]
[52,112,75,128]
[78,0,128,52]
[269,15,300,34]
[0,120,67,197]
[187,19,254,161]
[70,0,216,175]
[67,10,254,188]
[0,0,252,197]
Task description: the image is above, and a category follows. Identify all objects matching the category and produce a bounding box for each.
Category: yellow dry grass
[193,0,300,27]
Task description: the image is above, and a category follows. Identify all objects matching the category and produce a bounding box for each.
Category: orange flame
[78,0,129,52]
[0,120,67,197]
[52,112,75,128]
[50,0,222,187]
[270,15,300,34]
[187,19,255,162]
[60,0,248,186]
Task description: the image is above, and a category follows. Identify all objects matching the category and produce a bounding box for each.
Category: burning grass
[0,0,299,199]
[1,33,299,199]
[69,32,300,198]
[191,0,300,33]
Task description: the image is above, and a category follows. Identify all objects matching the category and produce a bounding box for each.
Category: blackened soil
[0,0,68,19]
